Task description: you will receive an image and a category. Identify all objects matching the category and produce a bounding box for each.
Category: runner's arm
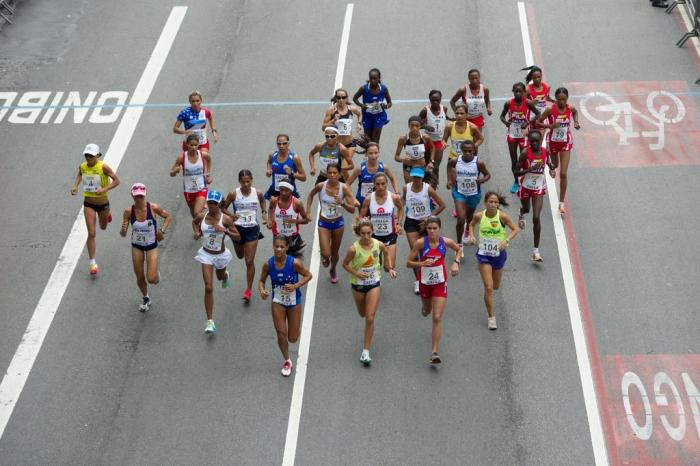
[428,186,446,217]
[352,87,365,110]
[536,107,554,128]
[468,211,482,242]
[169,155,182,177]
[305,184,321,217]
[383,87,392,109]
[99,164,120,194]
[342,184,356,213]
[293,259,313,288]
[152,203,172,236]
[450,86,465,113]
[342,246,360,278]
[471,123,484,148]
[394,135,406,163]
[384,166,400,193]
[295,199,311,225]
[70,167,82,195]
[477,160,491,185]
[359,196,370,218]
[571,106,581,129]
[258,262,270,299]
[446,158,457,190]
[393,194,404,233]
[207,111,219,143]
[308,143,321,175]
[257,190,268,226]
[406,239,426,268]
[292,154,307,182]
[500,102,511,126]
[119,208,130,237]
[484,86,493,115]
[345,166,360,187]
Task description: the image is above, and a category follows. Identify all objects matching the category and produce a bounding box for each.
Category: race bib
[451,139,464,156]
[522,172,545,190]
[420,264,445,285]
[82,174,101,193]
[336,118,352,136]
[467,98,484,116]
[551,124,568,142]
[235,210,256,227]
[457,177,478,196]
[408,200,429,219]
[509,120,524,138]
[184,174,205,193]
[405,145,425,161]
[277,216,296,235]
[273,285,296,306]
[322,202,340,219]
[366,102,383,114]
[478,237,501,257]
[535,99,547,111]
[359,266,379,286]
[319,154,335,172]
[192,128,206,144]
[428,121,443,140]
[371,215,391,235]
[132,226,156,247]
[274,173,289,190]
[360,182,374,198]
[202,228,224,251]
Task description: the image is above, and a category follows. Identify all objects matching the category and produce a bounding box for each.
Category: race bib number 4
[82,174,101,193]
[420,264,445,285]
[478,237,501,257]
[273,286,296,306]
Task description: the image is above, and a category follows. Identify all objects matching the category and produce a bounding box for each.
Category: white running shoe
[413,280,420,295]
[488,317,497,330]
[205,320,217,334]
[360,350,372,366]
[139,296,151,312]
[281,359,293,377]
[221,271,231,289]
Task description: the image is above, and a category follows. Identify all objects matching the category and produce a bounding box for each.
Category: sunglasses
[277,141,289,146]
[324,134,337,139]
[336,95,348,100]
[84,154,97,158]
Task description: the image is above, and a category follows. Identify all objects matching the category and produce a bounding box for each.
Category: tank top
[182,150,206,193]
[334,105,354,136]
[273,198,300,237]
[320,181,344,220]
[318,143,343,174]
[507,98,530,139]
[130,203,157,248]
[269,255,301,306]
[520,146,548,192]
[233,187,259,228]
[200,212,226,253]
[527,82,550,113]
[350,239,382,286]
[404,133,427,162]
[477,209,507,257]
[547,104,572,144]
[405,182,431,220]
[464,84,486,118]
[362,83,387,114]
[448,121,473,158]
[80,160,109,199]
[270,150,298,193]
[424,105,446,141]
[419,237,447,285]
[177,106,210,145]
[455,155,480,197]
[357,161,384,202]
[369,192,396,237]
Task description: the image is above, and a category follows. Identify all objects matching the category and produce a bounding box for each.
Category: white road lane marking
[0,6,187,439]
[281,4,353,466]
[517,2,609,465]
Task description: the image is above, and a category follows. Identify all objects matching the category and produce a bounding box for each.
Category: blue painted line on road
[2,92,700,111]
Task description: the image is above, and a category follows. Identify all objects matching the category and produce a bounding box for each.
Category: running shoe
[558,202,566,214]
[531,251,543,262]
[205,320,217,334]
[330,269,338,284]
[139,295,151,312]
[488,316,497,330]
[281,359,293,377]
[242,289,252,303]
[413,280,420,295]
[421,306,431,317]
[510,181,519,193]
[221,271,231,289]
[518,214,526,230]
[360,350,372,366]
[89,263,99,276]
[430,352,442,364]
[462,230,470,245]
[107,213,112,223]
[321,257,330,268]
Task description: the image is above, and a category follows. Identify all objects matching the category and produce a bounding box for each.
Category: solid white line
[0,6,187,439]
[281,4,353,466]
[517,2,609,466]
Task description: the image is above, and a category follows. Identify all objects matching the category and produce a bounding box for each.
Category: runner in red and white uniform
[537,87,581,214]
[267,179,310,257]
[359,173,404,271]
[419,90,451,187]
[522,65,555,117]
[514,130,557,262]
[172,91,219,156]
[450,69,492,130]
[406,216,461,365]
[169,134,212,218]
[500,82,540,194]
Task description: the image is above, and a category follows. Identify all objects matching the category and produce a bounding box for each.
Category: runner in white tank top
[169,134,212,218]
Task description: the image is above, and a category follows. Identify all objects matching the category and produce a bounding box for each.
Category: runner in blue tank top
[259,235,313,377]
[345,142,399,206]
[265,134,306,199]
[353,68,392,144]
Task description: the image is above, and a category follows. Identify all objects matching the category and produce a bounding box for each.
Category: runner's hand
[499,240,508,251]
[387,269,398,279]
[260,288,270,300]
[70,186,78,195]
[283,283,296,292]
[310,168,316,176]
[468,235,476,246]
[450,262,459,277]
[355,271,369,280]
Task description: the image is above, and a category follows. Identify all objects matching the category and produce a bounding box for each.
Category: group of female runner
[70,66,580,376]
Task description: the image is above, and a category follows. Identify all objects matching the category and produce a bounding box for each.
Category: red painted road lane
[605,355,700,465]
[568,80,700,168]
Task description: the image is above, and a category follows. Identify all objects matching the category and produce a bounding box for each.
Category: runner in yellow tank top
[70,143,120,276]
[443,104,484,161]
[342,218,397,366]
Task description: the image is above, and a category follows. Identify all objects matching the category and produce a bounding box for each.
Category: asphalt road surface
[1,1,699,464]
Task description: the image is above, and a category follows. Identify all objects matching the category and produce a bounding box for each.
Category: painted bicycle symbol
[579,91,685,150]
